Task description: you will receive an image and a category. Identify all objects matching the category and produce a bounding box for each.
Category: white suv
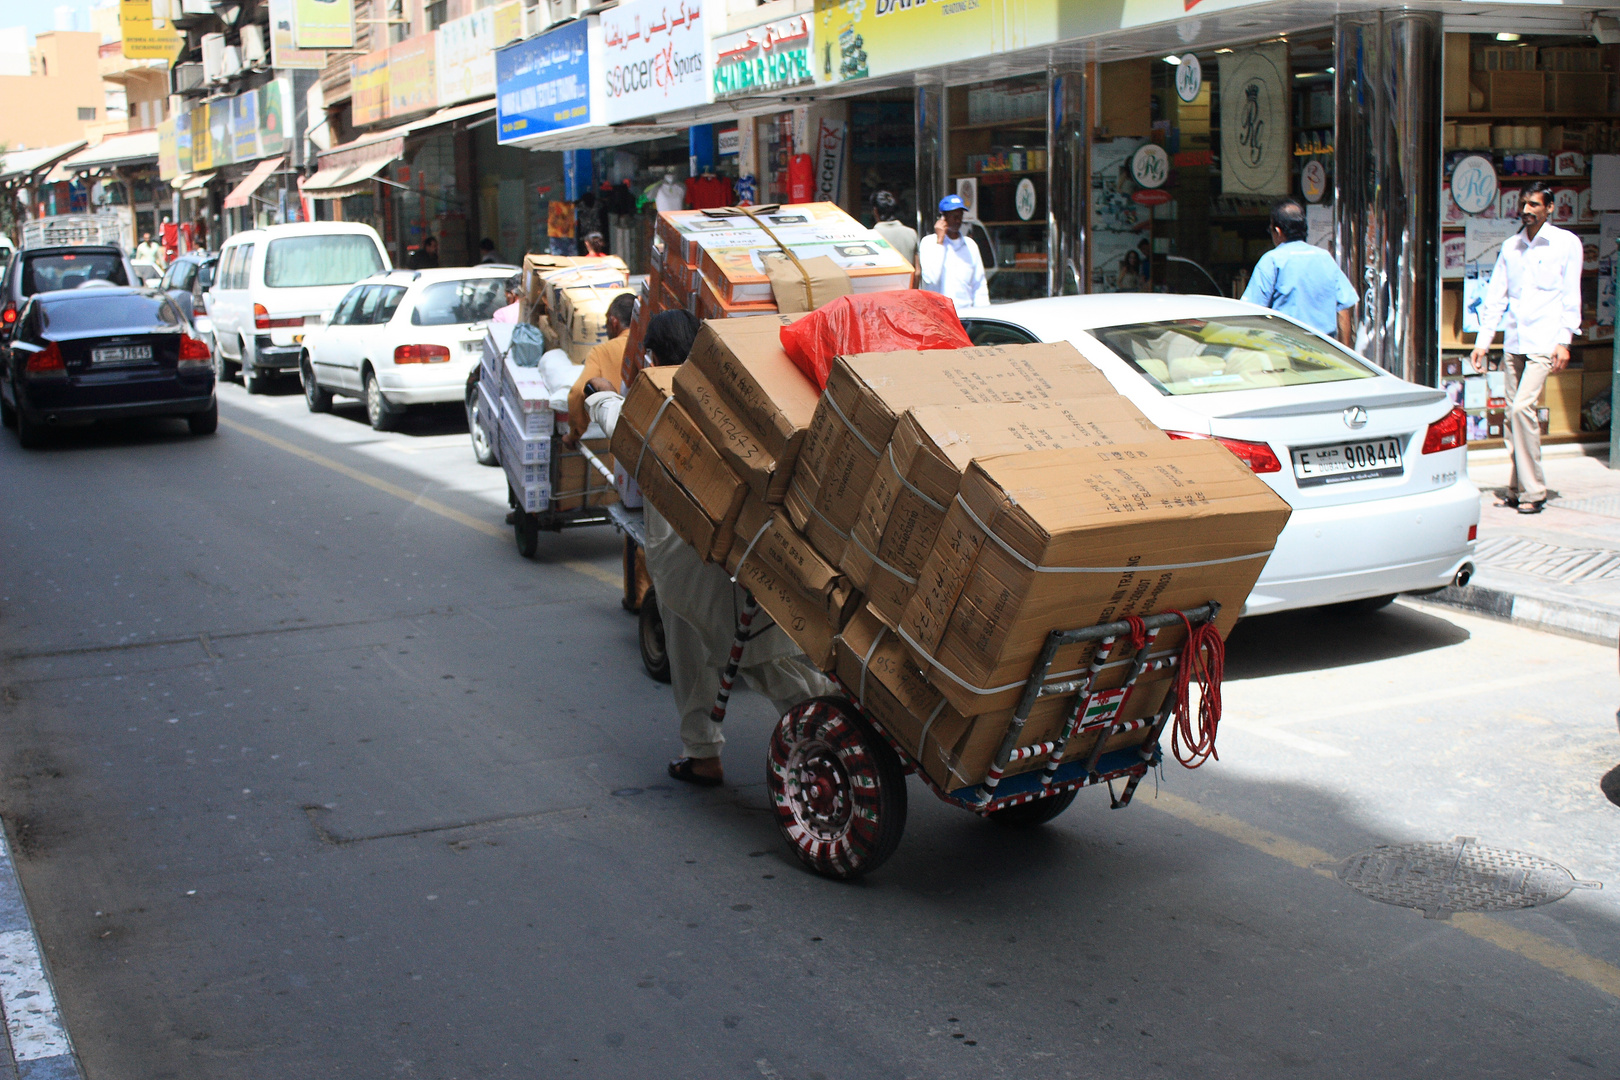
[209,222,389,394]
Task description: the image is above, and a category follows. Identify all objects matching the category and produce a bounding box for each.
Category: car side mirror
[168,289,197,320]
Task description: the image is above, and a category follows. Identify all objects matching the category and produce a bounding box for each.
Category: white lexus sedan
[959,295,1480,616]
[298,267,510,430]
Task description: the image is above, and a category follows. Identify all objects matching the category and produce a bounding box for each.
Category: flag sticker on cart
[1081,688,1128,729]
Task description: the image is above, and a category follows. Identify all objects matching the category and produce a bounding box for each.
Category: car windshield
[263,235,384,288]
[39,293,183,333]
[1089,315,1378,396]
[21,252,127,295]
[412,279,506,326]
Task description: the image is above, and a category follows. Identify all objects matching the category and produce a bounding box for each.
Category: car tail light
[1468,524,1478,542]
[178,333,211,368]
[1422,405,1467,454]
[1166,430,1282,474]
[394,343,451,364]
[265,315,305,328]
[2,303,14,325]
[25,341,65,376]
[254,302,270,330]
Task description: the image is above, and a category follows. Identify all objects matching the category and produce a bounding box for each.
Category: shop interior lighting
[1495,32,1521,41]
[1163,55,1182,64]
[1214,47,1234,54]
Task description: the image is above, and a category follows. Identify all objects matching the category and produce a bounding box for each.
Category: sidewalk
[1418,440,1620,646]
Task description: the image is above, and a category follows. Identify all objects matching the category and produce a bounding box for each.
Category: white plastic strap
[850,532,918,586]
[857,625,887,705]
[632,395,674,485]
[805,498,850,541]
[822,390,879,457]
[886,443,946,513]
[728,516,775,584]
[894,623,1173,699]
[917,697,948,748]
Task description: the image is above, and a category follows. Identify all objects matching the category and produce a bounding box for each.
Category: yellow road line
[1146,792,1620,1001]
[219,416,617,590]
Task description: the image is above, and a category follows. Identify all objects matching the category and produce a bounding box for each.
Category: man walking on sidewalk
[1471,182,1583,515]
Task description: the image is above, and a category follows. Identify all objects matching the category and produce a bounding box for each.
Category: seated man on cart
[581,310,834,787]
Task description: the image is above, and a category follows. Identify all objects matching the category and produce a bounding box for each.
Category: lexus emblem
[1343,405,1369,429]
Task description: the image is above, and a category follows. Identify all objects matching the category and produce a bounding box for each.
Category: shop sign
[294,0,353,49]
[267,0,324,70]
[157,117,178,181]
[1450,155,1498,216]
[712,16,812,100]
[496,18,591,143]
[437,5,507,106]
[1132,188,1172,206]
[260,79,291,158]
[390,34,438,118]
[120,0,184,62]
[1131,143,1169,188]
[813,0,1058,86]
[1301,159,1327,204]
[190,102,212,172]
[233,90,261,163]
[175,109,193,174]
[351,48,392,127]
[1174,54,1202,102]
[717,127,740,156]
[1219,44,1289,197]
[210,100,233,167]
[1015,177,1038,220]
[815,118,846,203]
[599,0,707,123]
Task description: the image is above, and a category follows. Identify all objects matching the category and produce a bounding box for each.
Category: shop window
[946,74,1049,302]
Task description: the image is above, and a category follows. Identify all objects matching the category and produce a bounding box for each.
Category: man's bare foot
[668,756,723,787]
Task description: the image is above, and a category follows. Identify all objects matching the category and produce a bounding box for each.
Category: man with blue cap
[917,193,989,310]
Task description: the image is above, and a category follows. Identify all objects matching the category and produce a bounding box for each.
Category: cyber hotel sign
[496,19,592,144]
[712,16,812,100]
[599,0,708,123]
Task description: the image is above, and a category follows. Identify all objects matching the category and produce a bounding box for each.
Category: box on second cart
[899,440,1292,716]
[553,438,617,511]
[477,380,502,458]
[499,396,552,466]
[482,323,515,387]
[501,355,551,422]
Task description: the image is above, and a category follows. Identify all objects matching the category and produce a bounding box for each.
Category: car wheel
[302,358,332,413]
[0,390,14,429]
[240,338,266,395]
[14,398,43,449]
[364,370,398,431]
[213,341,235,383]
[467,386,497,465]
[188,400,218,436]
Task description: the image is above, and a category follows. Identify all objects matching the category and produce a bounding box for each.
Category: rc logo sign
[599,0,709,124]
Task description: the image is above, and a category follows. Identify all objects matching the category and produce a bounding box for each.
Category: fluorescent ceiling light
[1214,47,1234,54]
[1496,32,1521,41]
[1163,55,1182,65]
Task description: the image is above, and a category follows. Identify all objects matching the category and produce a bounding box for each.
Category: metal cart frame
[767,602,1220,879]
[506,437,618,558]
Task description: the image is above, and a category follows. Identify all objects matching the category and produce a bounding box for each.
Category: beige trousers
[1502,353,1553,503]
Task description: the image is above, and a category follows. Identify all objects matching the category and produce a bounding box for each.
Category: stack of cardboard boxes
[617,311,1292,796]
[520,253,635,365]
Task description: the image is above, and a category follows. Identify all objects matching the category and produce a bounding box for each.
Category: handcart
[574,445,669,685]
[765,602,1224,879]
[504,436,619,559]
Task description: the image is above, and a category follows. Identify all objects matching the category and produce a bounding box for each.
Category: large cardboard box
[656,202,867,266]
[699,235,911,305]
[554,283,635,354]
[846,401,1169,625]
[899,440,1292,715]
[699,274,779,320]
[552,438,617,511]
[610,367,748,562]
[787,342,1126,564]
[727,498,857,628]
[673,314,818,501]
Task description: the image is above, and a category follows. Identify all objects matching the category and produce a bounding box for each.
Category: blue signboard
[496,20,591,144]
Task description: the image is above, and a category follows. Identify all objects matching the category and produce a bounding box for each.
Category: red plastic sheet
[778,291,973,390]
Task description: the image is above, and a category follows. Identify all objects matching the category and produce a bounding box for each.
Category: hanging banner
[812,0,1056,86]
[267,0,325,69]
[1219,44,1289,197]
[351,48,392,126]
[496,18,591,143]
[599,0,707,123]
[436,7,498,106]
[712,15,813,100]
[389,34,438,117]
[294,0,353,49]
[175,108,192,174]
[120,0,184,61]
[232,90,261,162]
[157,117,179,180]
[814,118,845,203]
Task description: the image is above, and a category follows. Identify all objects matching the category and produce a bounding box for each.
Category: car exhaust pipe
[1454,563,1474,588]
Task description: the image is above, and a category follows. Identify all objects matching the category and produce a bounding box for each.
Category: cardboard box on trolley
[898,440,1292,716]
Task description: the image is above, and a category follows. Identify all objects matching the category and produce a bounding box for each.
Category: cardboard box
[552,438,617,511]
[699,274,779,320]
[499,396,552,466]
[656,202,870,266]
[787,342,1126,565]
[700,235,911,305]
[610,367,748,563]
[899,440,1292,715]
[521,253,628,323]
[846,401,1169,626]
[500,356,552,429]
[727,498,857,628]
[727,540,845,672]
[554,283,636,348]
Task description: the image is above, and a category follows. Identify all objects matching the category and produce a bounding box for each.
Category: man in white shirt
[1470,182,1582,514]
[917,194,989,310]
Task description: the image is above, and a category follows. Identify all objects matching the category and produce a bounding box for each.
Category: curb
[0,826,81,1080]
[1411,583,1620,648]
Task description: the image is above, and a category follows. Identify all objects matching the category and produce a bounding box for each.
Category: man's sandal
[668,757,724,787]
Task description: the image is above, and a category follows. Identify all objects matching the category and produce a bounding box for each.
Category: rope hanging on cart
[1169,612,1225,769]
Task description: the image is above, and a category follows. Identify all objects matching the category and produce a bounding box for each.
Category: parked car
[299,267,509,431]
[957,295,1479,615]
[0,286,216,448]
[209,222,390,394]
[159,250,219,363]
[1,244,138,339]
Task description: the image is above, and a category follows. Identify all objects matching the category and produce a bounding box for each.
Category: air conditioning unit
[240,24,266,66]
[200,33,225,81]
[173,62,204,92]
[543,0,579,28]
[221,44,242,79]
[180,0,213,13]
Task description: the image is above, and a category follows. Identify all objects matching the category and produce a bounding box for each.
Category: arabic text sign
[120,0,183,61]
[599,0,707,123]
[390,34,438,117]
[294,0,353,49]
[497,19,591,143]
[436,5,506,106]
[267,0,324,69]
[351,48,391,126]
[713,15,812,99]
[813,0,1057,85]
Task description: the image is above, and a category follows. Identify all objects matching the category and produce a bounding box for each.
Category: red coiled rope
[1169,613,1225,768]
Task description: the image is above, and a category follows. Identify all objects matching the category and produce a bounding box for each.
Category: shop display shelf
[948,120,1047,132]
[975,219,1046,227]
[949,169,1048,178]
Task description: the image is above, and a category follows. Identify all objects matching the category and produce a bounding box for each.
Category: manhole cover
[1325,836,1600,920]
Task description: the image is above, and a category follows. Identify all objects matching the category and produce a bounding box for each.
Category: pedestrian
[582,232,608,257]
[491,273,523,323]
[580,309,834,788]
[478,238,499,264]
[1470,181,1581,515]
[1240,198,1358,344]
[870,190,917,266]
[563,292,636,448]
[409,236,440,269]
[917,193,988,310]
[134,231,162,266]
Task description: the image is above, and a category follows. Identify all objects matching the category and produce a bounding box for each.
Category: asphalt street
[0,377,1616,1079]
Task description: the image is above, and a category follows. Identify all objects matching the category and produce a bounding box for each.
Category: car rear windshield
[411,279,506,325]
[263,235,384,288]
[1089,315,1379,396]
[39,293,183,334]
[21,252,127,295]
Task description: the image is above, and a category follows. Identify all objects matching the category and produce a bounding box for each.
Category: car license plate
[462,339,482,353]
[91,344,152,366]
[1292,437,1405,487]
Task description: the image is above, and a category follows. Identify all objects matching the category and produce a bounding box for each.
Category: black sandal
[668,757,724,787]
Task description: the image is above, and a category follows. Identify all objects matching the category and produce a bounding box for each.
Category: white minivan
[210,222,390,393]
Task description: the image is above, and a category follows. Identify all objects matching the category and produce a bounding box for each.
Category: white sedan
[299,267,510,430]
[959,295,1480,616]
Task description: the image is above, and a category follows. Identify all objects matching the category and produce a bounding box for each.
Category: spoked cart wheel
[638,587,670,683]
[768,697,907,879]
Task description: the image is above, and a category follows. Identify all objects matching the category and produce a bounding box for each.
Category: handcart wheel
[638,588,670,683]
[986,787,1079,827]
[767,697,906,880]
[513,513,540,559]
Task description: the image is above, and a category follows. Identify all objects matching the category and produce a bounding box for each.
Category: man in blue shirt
[1241,198,1358,344]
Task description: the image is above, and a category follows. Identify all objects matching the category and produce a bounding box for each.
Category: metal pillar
[915,77,946,239]
[1334,10,1443,385]
[1048,65,1087,296]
